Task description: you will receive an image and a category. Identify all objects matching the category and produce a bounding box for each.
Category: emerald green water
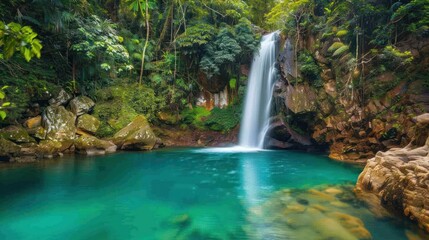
[0,148,425,239]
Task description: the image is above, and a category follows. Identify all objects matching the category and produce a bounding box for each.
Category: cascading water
[239,31,280,148]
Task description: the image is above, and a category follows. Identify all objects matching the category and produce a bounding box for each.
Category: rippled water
[0,148,426,239]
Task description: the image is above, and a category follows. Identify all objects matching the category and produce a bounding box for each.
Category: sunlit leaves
[70,15,130,75]
[0,21,42,62]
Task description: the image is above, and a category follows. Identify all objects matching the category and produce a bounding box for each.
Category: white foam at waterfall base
[239,31,279,149]
[192,146,269,153]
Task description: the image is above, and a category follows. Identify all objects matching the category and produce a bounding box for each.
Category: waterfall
[239,31,279,148]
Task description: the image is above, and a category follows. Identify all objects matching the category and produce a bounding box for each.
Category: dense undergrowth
[0,0,428,135]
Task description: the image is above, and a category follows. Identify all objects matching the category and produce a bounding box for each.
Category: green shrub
[204,105,241,132]
[93,84,164,137]
[180,107,211,129]
[298,52,321,85]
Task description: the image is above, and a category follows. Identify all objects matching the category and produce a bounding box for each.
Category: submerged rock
[355,113,429,232]
[74,135,116,155]
[69,96,95,116]
[112,115,158,150]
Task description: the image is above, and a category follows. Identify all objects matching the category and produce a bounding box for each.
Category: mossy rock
[0,125,36,143]
[0,138,21,161]
[75,135,116,155]
[48,89,73,106]
[42,106,76,142]
[112,115,158,150]
[36,140,73,158]
[77,114,101,134]
[157,112,180,125]
[69,96,95,116]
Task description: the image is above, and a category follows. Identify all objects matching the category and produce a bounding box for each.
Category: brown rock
[285,84,317,114]
[324,80,337,98]
[24,116,42,129]
[356,114,429,232]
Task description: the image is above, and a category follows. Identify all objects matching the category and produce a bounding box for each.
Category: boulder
[48,89,73,106]
[0,125,36,143]
[355,114,429,232]
[285,84,317,114]
[112,115,158,150]
[36,140,65,158]
[42,106,76,150]
[69,96,95,116]
[0,138,21,162]
[75,135,116,155]
[77,114,100,134]
[24,115,42,129]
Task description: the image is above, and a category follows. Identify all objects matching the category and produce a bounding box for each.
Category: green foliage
[298,51,321,84]
[265,0,311,30]
[0,21,42,61]
[180,106,211,129]
[200,28,241,78]
[391,0,429,36]
[93,84,164,137]
[382,46,414,65]
[328,42,346,52]
[70,15,132,93]
[176,23,217,57]
[332,45,349,57]
[336,30,348,37]
[0,86,10,120]
[204,105,241,132]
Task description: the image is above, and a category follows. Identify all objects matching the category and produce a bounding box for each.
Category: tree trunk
[139,0,150,85]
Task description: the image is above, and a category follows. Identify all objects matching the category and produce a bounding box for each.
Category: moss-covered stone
[0,125,36,143]
[75,135,116,155]
[77,114,100,134]
[48,89,73,106]
[36,140,64,157]
[0,138,21,161]
[69,96,95,116]
[112,115,158,150]
[42,106,76,147]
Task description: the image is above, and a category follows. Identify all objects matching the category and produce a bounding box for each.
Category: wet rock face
[68,96,95,116]
[285,84,317,114]
[112,115,158,150]
[355,114,429,232]
[42,106,76,151]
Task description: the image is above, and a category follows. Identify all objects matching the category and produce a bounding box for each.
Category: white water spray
[239,31,279,148]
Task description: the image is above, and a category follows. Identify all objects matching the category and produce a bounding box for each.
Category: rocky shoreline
[0,91,162,163]
[355,113,429,232]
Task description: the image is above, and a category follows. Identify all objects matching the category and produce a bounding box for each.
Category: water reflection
[240,153,276,239]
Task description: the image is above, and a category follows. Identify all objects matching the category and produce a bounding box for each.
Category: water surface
[0,148,425,239]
